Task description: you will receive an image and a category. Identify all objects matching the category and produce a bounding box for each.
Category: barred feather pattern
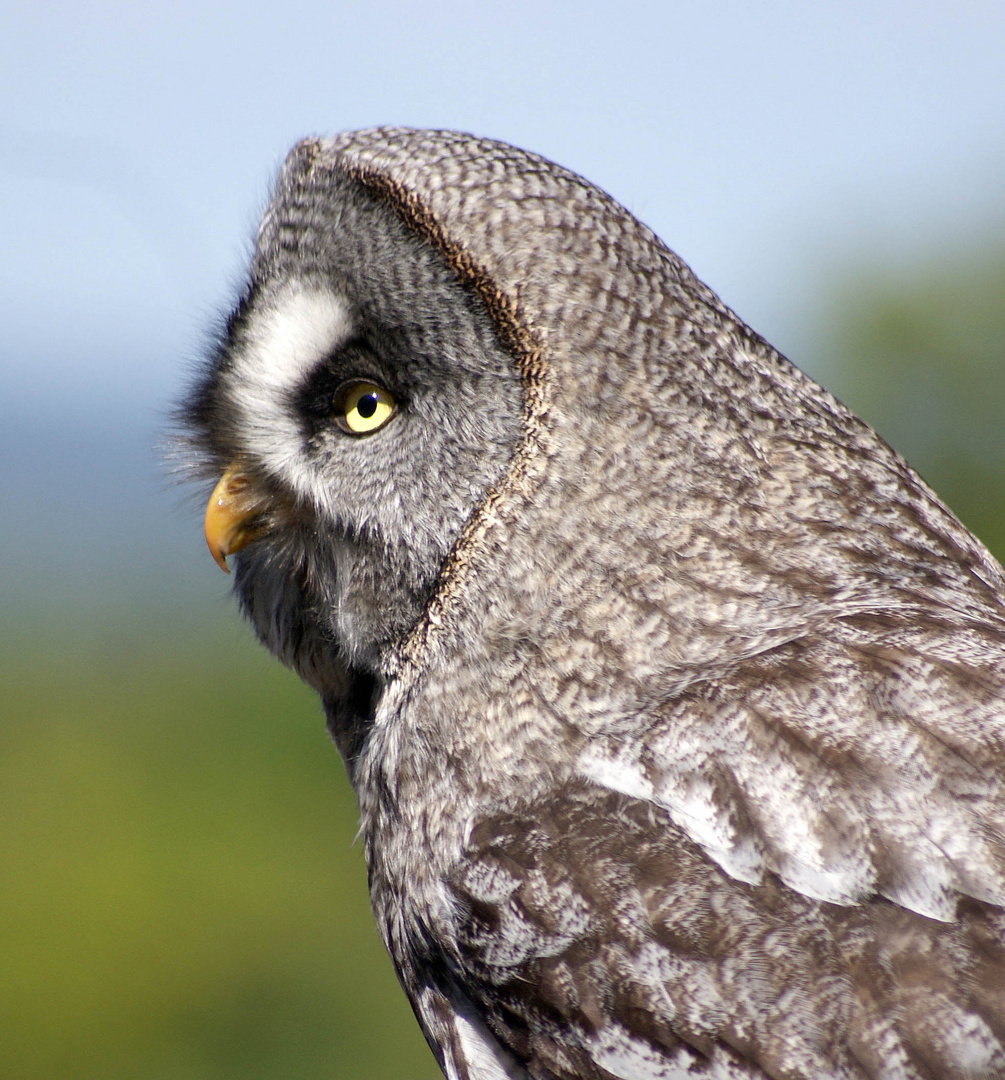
[187,128,1005,1079]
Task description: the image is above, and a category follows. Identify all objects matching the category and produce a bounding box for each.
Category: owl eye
[335,381,397,434]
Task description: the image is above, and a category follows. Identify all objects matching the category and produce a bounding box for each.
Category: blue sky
[3,1,1005,606]
[4,0,1005,411]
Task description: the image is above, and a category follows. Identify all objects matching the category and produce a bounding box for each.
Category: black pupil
[356,392,378,419]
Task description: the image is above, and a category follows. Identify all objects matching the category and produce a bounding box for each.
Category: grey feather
[182,128,1005,1079]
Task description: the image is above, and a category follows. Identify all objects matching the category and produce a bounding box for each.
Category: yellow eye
[336,381,396,434]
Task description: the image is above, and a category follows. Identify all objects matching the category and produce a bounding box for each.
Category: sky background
[4,0,1005,409]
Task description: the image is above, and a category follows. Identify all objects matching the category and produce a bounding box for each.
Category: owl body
[185,130,1005,1078]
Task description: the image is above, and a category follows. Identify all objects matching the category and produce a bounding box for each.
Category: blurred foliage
[815,239,1005,560]
[0,616,440,1080]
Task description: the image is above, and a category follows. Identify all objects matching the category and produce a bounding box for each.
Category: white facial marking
[228,286,353,495]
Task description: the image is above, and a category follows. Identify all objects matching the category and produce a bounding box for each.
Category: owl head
[182,137,535,754]
[183,128,1000,776]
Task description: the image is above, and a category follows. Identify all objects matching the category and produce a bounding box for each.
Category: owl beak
[204,463,270,573]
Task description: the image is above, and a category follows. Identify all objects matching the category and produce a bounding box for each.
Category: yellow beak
[203,464,269,573]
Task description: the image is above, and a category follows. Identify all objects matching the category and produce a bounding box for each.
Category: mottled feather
[183,128,1005,1079]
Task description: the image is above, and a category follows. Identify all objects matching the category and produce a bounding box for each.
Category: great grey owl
[183,129,1005,1079]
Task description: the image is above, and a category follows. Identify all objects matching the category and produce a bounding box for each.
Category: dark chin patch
[323,669,381,778]
[233,528,381,775]
[232,529,344,683]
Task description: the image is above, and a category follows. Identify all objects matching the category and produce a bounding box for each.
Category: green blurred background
[2,623,436,1080]
[812,241,1005,559]
[4,4,1005,1078]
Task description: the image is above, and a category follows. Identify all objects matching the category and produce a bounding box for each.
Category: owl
[183,129,1005,1079]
